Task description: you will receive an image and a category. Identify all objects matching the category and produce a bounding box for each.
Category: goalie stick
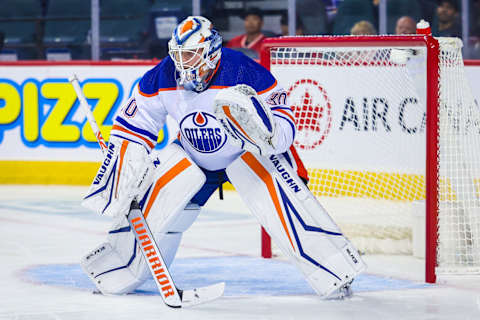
[69,74,225,308]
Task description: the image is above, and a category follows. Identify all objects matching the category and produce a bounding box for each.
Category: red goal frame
[259,35,441,283]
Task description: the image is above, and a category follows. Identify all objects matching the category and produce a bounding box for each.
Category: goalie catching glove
[214,84,277,155]
[82,136,154,217]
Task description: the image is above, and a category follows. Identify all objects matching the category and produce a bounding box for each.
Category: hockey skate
[326,279,354,300]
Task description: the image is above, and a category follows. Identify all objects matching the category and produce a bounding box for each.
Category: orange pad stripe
[143,158,192,219]
[115,140,129,198]
[241,152,295,251]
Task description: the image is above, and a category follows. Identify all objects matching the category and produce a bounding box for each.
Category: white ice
[0,185,479,320]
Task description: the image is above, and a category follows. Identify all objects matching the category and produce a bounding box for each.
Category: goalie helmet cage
[259,35,480,284]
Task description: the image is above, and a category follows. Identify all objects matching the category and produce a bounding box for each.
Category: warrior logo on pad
[179,111,227,153]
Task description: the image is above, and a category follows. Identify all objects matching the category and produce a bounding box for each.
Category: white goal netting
[267,36,480,275]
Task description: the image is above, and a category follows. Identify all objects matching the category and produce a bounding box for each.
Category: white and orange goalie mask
[168,16,222,92]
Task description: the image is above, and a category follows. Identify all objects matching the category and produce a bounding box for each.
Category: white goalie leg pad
[81,143,205,295]
[151,202,202,266]
[81,204,201,295]
[80,216,148,295]
[226,152,366,298]
[141,144,205,233]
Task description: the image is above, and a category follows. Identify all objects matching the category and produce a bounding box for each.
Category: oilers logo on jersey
[179,111,227,153]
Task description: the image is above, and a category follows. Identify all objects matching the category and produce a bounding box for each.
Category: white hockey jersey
[110,48,297,171]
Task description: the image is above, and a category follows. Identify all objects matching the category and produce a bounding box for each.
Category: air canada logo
[179,111,227,153]
[287,79,332,150]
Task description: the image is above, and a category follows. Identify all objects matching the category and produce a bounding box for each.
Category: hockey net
[260,36,480,282]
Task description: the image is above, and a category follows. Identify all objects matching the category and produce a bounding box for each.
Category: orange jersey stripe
[209,85,229,89]
[274,108,296,124]
[257,80,277,95]
[138,84,177,97]
[158,87,178,92]
[115,140,129,198]
[143,158,191,219]
[111,124,155,149]
[241,152,295,251]
[138,90,159,97]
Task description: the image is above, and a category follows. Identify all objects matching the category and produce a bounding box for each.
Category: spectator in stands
[418,0,438,26]
[296,0,327,35]
[226,7,266,57]
[436,0,461,38]
[395,16,417,35]
[280,14,304,36]
[0,31,4,51]
[350,20,377,35]
[469,0,480,58]
[471,0,480,37]
[333,0,376,35]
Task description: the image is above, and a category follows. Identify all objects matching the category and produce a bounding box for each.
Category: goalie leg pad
[81,143,206,294]
[80,214,152,295]
[141,143,205,232]
[81,203,202,295]
[226,152,366,298]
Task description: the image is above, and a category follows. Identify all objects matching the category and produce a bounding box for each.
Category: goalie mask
[168,16,222,92]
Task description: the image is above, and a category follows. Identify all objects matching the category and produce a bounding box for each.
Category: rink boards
[0,61,479,186]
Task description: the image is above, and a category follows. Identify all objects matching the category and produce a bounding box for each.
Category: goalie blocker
[226,152,366,297]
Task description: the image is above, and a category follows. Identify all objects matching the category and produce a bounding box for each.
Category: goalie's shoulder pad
[82,136,154,217]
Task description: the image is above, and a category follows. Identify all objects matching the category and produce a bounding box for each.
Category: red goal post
[258,35,475,284]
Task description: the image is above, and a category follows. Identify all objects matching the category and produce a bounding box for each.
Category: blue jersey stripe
[271,106,293,111]
[109,134,145,148]
[115,116,158,142]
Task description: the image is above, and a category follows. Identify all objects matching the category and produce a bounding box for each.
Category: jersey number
[123,98,138,118]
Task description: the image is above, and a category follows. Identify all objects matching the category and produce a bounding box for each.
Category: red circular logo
[287,79,332,150]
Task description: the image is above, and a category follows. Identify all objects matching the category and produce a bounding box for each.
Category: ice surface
[0,185,479,320]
